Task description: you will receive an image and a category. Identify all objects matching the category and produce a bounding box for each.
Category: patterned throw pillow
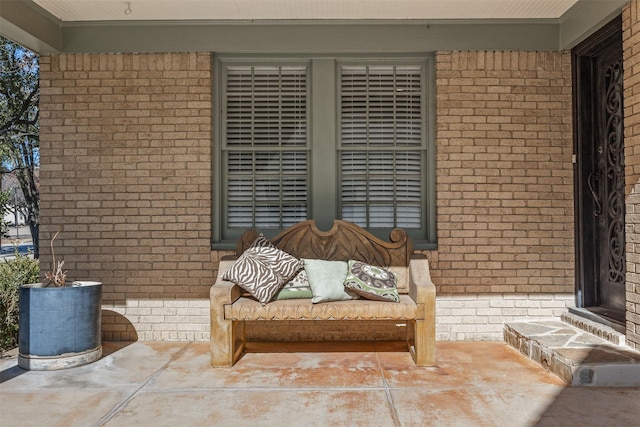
[275,269,313,300]
[343,260,400,302]
[222,235,303,304]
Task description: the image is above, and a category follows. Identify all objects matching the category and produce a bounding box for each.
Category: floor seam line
[94,341,192,426]
[376,352,402,427]
[141,386,388,393]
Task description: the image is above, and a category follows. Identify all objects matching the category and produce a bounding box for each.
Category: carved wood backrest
[237,220,413,267]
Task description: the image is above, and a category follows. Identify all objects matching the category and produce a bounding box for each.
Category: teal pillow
[343,260,400,302]
[303,259,358,303]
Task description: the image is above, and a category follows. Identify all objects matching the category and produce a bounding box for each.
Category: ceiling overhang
[29,0,583,21]
[0,0,630,54]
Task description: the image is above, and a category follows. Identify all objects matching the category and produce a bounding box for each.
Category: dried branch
[44,230,67,287]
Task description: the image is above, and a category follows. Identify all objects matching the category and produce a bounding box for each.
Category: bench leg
[408,318,435,367]
[231,320,246,365]
[211,315,246,367]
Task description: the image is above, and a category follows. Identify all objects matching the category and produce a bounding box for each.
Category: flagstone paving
[505,315,640,386]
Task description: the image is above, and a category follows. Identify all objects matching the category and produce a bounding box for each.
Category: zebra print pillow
[222,234,303,304]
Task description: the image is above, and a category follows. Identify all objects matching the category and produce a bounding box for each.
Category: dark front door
[573,16,626,324]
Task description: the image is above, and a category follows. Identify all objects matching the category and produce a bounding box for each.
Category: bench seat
[226,294,419,321]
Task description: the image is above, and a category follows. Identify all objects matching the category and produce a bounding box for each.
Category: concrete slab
[390,385,562,427]
[534,388,640,426]
[379,341,565,389]
[106,390,398,427]
[150,341,387,390]
[2,341,640,426]
[1,390,129,427]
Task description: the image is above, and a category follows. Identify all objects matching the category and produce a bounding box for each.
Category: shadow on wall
[102,310,139,342]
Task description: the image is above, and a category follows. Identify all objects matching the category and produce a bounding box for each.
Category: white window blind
[339,64,425,229]
[223,65,309,230]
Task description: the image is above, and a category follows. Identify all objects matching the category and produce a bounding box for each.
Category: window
[339,64,424,230]
[222,64,309,230]
[214,56,435,248]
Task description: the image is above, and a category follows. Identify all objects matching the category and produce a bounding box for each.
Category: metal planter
[18,281,102,370]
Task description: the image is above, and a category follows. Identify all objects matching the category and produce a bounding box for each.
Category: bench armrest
[210,257,246,367]
[407,253,436,366]
[210,258,243,305]
[408,253,436,306]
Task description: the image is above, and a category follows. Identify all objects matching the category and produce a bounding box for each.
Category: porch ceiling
[0,0,631,54]
[33,0,580,21]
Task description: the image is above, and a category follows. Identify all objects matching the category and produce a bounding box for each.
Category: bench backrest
[237,220,413,267]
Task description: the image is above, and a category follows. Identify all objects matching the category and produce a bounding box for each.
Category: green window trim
[212,54,436,250]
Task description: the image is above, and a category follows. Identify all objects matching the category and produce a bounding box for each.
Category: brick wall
[432,51,575,339]
[38,53,223,341]
[623,1,640,350]
[39,50,575,342]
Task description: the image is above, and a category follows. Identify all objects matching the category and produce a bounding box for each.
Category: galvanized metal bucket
[18,281,102,370]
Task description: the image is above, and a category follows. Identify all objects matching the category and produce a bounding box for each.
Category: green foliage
[0,36,40,257]
[0,253,39,353]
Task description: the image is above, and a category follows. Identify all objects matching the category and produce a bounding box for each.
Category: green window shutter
[223,65,309,232]
[339,64,425,231]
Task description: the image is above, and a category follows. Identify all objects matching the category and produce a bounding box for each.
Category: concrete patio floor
[2,341,640,427]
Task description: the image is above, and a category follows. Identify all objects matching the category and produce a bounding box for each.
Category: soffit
[33,0,580,22]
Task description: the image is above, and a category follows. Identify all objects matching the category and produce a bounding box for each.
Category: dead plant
[44,230,67,287]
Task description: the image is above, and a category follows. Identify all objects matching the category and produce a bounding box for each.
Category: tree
[0,36,39,257]
[0,190,9,240]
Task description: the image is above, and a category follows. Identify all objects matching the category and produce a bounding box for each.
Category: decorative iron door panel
[573,15,626,324]
[594,49,626,318]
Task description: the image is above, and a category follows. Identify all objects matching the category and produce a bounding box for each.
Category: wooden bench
[210,220,436,367]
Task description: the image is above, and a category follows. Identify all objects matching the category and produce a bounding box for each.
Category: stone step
[562,308,626,346]
[504,318,640,387]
